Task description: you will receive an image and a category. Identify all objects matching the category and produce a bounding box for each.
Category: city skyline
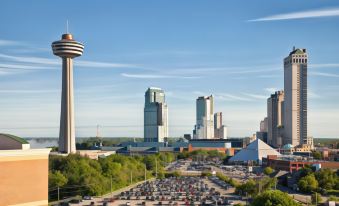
[1,1,339,138]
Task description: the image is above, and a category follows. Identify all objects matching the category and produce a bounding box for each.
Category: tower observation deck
[52,33,84,154]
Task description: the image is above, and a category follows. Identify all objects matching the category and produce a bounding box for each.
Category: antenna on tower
[66,20,69,34]
[96,124,100,138]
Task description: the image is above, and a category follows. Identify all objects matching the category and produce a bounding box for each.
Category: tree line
[48,152,176,201]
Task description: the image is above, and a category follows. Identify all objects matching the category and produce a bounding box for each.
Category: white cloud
[121,73,200,79]
[0,53,58,65]
[249,7,339,22]
[310,71,339,78]
[0,89,58,94]
[0,53,140,69]
[264,87,279,93]
[229,68,279,74]
[215,93,253,102]
[242,93,267,100]
[310,63,339,69]
[0,63,56,70]
[0,39,21,46]
[76,60,140,69]
[308,91,321,99]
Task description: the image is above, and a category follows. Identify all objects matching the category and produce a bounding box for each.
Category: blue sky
[0,0,339,138]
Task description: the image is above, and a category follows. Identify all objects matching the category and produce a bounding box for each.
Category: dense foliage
[297,168,339,193]
[298,174,318,193]
[312,151,322,160]
[49,152,175,201]
[251,190,300,206]
[311,192,322,204]
[236,177,277,197]
[263,167,274,175]
[216,172,240,187]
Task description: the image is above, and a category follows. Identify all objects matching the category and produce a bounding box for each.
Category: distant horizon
[1,1,339,138]
[24,136,338,139]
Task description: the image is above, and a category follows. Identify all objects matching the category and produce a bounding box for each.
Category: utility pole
[110,176,113,199]
[315,192,318,206]
[144,165,147,182]
[155,159,158,179]
[57,186,60,201]
[130,171,133,184]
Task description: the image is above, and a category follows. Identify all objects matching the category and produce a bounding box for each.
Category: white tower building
[193,95,214,139]
[52,33,84,154]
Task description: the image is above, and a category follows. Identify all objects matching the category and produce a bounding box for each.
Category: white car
[83,196,93,200]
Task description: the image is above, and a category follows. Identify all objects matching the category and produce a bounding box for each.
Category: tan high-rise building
[214,112,228,139]
[193,95,214,139]
[267,91,284,148]
[260,117,268,132]
[283,47,308,147]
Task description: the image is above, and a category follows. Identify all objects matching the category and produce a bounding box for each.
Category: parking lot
[72,176,246,206]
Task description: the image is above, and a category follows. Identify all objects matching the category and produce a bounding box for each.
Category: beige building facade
[283,48,308,147]
[267,91,285,148]
[214,112,228,139]
[0,134,50,206]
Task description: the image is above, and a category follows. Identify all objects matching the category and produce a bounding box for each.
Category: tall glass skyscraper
[144,87,168,142]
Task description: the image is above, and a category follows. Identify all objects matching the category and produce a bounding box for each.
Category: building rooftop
[289,48,306,55]
[148,87,163,91]
[229,138,281,162]
[0,133,29,144]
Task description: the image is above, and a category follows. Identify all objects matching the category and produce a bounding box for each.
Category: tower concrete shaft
[59,58,75,153]
[52,33,84,154]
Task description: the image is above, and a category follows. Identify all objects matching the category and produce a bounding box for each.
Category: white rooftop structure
[229,138,281,163]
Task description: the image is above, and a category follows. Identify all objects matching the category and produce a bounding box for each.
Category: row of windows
[294,58,307,63]
[284,58,307,64]
[294,54,307,58]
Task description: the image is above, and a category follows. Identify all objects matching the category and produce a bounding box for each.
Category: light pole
[110,176,113,199]
[130,171,133,184]
[155,159,158,179]
[57,186,60,201]
[144,164,147,182]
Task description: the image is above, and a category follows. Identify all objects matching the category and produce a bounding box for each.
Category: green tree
[49,170,68,188]
[263,167,274,175]
[328,195,339,202]
[260,177,277,191]
[251,190,300,206]
[312,151,322,160]
[236,179,257,197]
[315,168,337,190]
[298,174,318,193]
[311,192,322,204]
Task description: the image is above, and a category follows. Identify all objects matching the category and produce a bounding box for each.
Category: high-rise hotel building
[214,112,228,139]
[267,91,284,148]
[193,95,214,139]
[283,48,308,147]
[144,87,168,142]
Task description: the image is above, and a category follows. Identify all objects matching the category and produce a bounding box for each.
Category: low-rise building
[0,133,50,206]
[263,155,339,173]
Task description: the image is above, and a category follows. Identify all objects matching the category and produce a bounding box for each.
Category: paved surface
[70,176,246,206]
